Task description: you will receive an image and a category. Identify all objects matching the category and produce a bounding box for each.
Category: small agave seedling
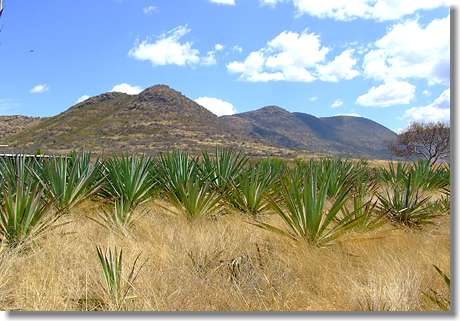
[95,245,145,310]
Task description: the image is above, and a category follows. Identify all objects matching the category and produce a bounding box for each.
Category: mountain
[1,86,293,157]
[0,116,42,142]
[0,85,396,159]
[221,106,396,158]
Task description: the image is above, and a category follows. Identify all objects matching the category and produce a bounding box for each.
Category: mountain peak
[71,92,128,110]
[257,105,290,114]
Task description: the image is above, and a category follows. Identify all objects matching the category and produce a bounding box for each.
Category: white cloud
[214,44,224,51]
[202,51,217,66]
[335,112,361,117]
[317,49,359,82]
[422,90,431,96]
[30,84,49,94]
[356,80,416,107]
[111,83,143,95]
[76,95,90,104]
[363,17,450,84]
[232,45,243,53]
[227,29,358,83]
[404,89,450,122]
[331,99,344,108]
[209,0,235,5]
[129,25,200,67]
[194,97,237,116]
[309,96,318,102]
[143,5,158,14]
[291,0,450,21]
[260,0,285,7]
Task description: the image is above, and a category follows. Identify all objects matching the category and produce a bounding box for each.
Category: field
[0,150,451,312]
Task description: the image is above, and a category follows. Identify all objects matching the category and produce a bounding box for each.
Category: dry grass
[0,200,450,312]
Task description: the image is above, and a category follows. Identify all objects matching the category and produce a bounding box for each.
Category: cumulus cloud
[214,44,224,51]
[291,0,450,21]
[232,45,243,53]
[129,25,200,67]
[143,5,158,14]
[209,0,235,5]
[194,97,237,116]
[111,83,143,95]
[317,49,359,82]
[356,80,416,107]
[30,84,49,94]
[260,0,285,7]
[404,89,450,122]
[331,99,344,108]
[227,29,359,83]
[76,95,90,104]
[363,17,450,84]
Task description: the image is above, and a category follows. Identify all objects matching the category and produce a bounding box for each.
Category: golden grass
[0,200,450,312]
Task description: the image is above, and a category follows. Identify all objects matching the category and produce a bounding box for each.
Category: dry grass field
[0,151,451,312]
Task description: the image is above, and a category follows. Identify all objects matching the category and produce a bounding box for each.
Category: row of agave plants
[0,150,451,249]
[0,150,451,309]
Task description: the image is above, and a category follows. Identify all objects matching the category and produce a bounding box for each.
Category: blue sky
[0,0,451,132]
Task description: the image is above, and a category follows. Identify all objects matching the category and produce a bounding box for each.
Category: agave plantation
[0,150,451,311]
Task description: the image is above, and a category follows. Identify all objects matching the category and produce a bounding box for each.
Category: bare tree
[390,122,450,164]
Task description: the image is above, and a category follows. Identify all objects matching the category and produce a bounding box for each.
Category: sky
[0,0,451,132]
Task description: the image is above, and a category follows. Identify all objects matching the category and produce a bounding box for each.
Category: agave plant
[200,148,248,194]
[410,160,450,192]
[101,155,156,212]
[157,151,222,221]
[34,152,104,212]
[376,161,409,187]
[226,164,279,217]
[376,174,438,227]
[95,245,144,310]
[0,179,61,248]
[255,172,361,247]
[299,159,357,199]
[377,160,450,194]
[340,179,386,232]
[0,155,39,195]
[93,198,141,235]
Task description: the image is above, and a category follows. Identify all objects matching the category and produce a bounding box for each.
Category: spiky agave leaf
[226,163,279,217]
[423,265,451,311]
[157,151,222,221]
[254,171,362,247]
[377,174,438,228]
[33,152,104,212]
[92,197,142,236]
[200,148,248,194]
[0,179,62,248]
[101,154,156,212]
[95,245,144,310]
[340,175,386,232]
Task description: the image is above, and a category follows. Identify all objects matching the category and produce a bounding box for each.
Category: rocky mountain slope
[1,85,396,159]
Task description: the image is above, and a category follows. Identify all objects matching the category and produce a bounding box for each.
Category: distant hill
[0,85,396,159]
[221,106,396,158]
[0,115,41,142]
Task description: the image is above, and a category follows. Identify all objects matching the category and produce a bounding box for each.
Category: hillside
[221,107,396,158]
[2,85,396,159]
[0,116,42,144]
[3,86,293,157]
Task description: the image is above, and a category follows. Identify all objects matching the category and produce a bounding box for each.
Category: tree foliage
[390,122,450,164]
